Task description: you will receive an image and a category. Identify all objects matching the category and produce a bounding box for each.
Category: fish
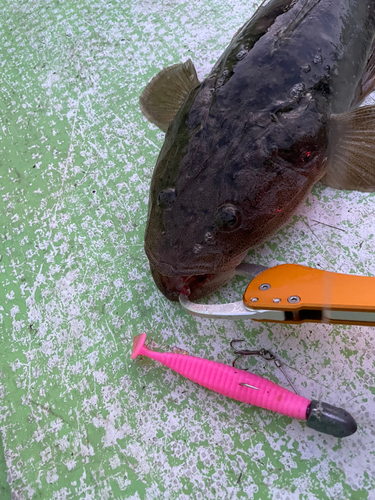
[140,0,375,302]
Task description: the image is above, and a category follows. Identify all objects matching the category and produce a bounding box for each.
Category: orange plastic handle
[243,264,375,325]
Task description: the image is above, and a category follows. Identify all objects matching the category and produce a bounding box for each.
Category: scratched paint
[0,0,375,498]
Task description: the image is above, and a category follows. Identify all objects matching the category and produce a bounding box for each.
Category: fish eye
[157,187,176,208]
[214,204,241,231]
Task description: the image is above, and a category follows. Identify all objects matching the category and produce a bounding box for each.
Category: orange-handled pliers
[179,263,375,325]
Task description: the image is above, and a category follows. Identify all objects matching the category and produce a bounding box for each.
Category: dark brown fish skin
[145,0,375,301]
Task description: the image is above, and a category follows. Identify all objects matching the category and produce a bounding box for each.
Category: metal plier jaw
[179,263,375,325]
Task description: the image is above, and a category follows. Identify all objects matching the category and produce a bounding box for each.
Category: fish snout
[149,263,237,302]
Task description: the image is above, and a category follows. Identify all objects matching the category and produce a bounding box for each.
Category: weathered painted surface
[0,0,375,498]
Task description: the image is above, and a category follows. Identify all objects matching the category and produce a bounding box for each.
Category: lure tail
[132,334,357,438]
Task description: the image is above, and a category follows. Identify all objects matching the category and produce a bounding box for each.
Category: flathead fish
[140,0,375,301]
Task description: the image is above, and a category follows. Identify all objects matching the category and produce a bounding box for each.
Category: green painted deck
[1,0,375,498]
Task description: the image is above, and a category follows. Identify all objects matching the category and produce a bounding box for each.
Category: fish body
[141,0,375,301]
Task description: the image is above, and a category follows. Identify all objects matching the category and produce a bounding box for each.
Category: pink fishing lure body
[131,333,357,438]
[132,333,309,419]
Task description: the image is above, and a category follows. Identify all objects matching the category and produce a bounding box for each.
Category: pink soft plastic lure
[132,334,357,438]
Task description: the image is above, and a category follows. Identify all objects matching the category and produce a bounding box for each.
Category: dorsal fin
[139,59,200,132]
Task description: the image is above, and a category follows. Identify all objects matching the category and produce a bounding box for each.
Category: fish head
[145,80,329,301]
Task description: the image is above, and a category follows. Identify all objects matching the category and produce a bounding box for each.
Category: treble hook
[230,339,276,365]
[230,339,299,395]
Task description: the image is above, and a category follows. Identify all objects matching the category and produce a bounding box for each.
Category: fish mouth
[149,263,238,302]
[147,249,249,301]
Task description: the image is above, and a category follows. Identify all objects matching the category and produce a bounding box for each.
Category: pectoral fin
[322,105,375,191]
[139,59,199,132]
